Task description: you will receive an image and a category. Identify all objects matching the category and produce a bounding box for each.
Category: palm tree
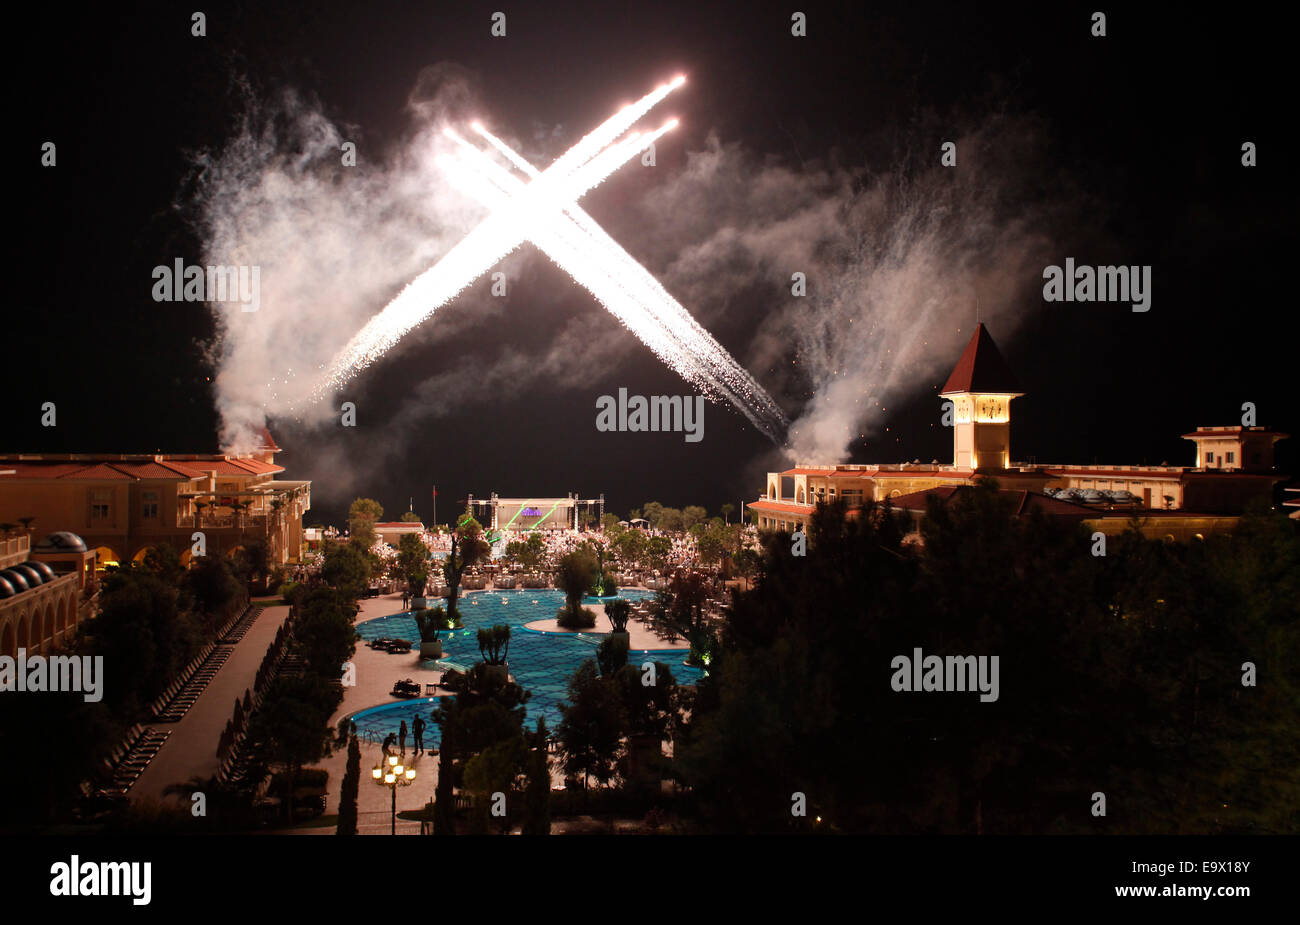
[17,516,36,535]
[720,503,735,525]
[476,624,511,665]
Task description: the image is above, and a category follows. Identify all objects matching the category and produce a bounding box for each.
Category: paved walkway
[315,593,446,829]
[133,589,679,831]
[130,600,293,806]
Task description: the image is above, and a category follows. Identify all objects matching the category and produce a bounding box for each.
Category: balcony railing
[182,512,282,530]
[0,533,31,564]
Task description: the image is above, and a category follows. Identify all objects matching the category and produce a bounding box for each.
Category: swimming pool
[347,589,701,747]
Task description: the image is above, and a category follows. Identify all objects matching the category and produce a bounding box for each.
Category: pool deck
[521,604,681,650]
[126,588,678,831]
[312,587,682,832]
[315,592,448,831]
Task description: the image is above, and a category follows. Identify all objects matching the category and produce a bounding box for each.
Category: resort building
[374,521,425,545]
[750,325,1288,540]
[0,531,97,658]
[0,429,311,569]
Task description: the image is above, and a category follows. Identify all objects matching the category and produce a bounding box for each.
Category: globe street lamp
[372,753,417,835]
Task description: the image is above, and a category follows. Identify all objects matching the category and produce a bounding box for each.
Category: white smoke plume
[189,67,1085,479]
[621,113,1084,463]
[189,65,506,454]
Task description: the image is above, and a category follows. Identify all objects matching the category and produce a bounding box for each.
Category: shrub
[596,634,629,676]
[556,606,597,630]
[278,581,304,607]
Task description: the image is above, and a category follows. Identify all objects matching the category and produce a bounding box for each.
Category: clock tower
[939,324,1023,470]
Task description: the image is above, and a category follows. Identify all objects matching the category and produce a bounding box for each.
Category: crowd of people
[297,512,759,594]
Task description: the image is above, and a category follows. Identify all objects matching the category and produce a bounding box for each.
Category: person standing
[399,719,408,756]
[412,715,425,756]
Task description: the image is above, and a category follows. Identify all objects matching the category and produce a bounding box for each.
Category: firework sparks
[312,76,788,442]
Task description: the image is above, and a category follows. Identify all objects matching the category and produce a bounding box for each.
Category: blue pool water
[347,589,700,747]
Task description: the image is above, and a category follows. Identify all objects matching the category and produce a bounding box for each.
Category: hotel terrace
[750,325,1289,542]
[0,429,311,572]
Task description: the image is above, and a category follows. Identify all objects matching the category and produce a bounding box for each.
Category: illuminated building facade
[750,325,1288,539]
[0,429,311,569]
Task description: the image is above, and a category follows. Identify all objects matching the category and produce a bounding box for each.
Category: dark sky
[14,1,1293,526]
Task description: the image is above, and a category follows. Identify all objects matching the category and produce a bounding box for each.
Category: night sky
[14,2,1293,527]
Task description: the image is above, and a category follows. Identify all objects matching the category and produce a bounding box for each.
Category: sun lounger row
[216,740,253,786]
[97,724,171,793]
[219,604,264,643]
[147,643,217,716]
[214,602,249,640]
[152,646,233,722]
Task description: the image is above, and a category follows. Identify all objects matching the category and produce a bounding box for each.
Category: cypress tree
[335,734,360,835]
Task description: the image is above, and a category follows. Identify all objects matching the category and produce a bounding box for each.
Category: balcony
[0,533,31,568]
[182,512,279,530]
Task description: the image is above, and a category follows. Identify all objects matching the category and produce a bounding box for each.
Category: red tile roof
[112,461,204,480]
[872,469,974,480]
[782,467,835,476]
[747,500,816,515]
[1043,467,1184,481]
[170,457,282,475]
[255,426,281,452]
[0,462,105,479]
[888,486,1095,517]
[1181,428,1289,439]
[940,324,1022,395]
[0,455,281,479]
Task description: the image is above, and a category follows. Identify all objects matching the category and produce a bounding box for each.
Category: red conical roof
[254,426,281,452]
[940,324,1022,395]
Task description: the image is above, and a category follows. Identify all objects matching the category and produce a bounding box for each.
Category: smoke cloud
[190,67,1087,491]
[620,113,1086,463]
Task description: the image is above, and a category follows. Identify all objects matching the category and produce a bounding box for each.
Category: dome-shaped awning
[11,564,46,586]
[0,569,30,592]
[33,531,89,553]
[24,560,57,582]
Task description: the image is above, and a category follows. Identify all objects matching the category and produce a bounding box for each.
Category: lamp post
[372,753,417,835]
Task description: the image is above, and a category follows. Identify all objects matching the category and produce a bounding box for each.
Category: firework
[314,76,788,442]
